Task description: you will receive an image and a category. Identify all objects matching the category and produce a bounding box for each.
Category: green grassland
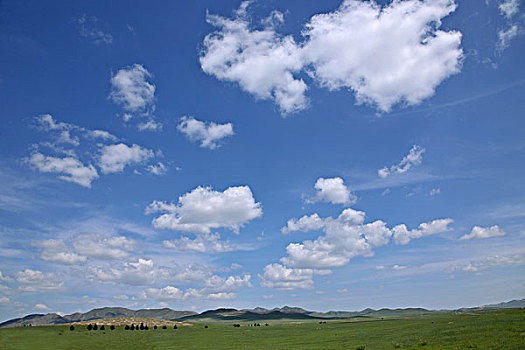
[1,309,523,349]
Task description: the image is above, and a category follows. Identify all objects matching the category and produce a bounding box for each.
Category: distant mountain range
[1,299,523,328]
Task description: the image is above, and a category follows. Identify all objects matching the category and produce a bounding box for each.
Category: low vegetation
[0,309,523,349]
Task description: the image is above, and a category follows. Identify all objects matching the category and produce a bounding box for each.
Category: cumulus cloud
[163,233,236,253]
[259,263,314,290]
[34,303,51,311]
[32,239,87,264]
[138,119,163,132]
[200,0,462,114]
[74,15,113,45]
[147,162,168,176]
[109,64,155,116]
[280,209,452,269]
[200,4,307,114]
[146,185,262,234]
[177,116,234,149]
[460,225,505,240]
[378,145,425,178]
[140,286,200,301]
[392,218,454,245]
[98,143,154,174]
[27,152,99,188]
[309,177,355,205]
[73,234,135,260]
[88,258,161,286]
[16,269,64,292]
[0,271,13,283]
[139,273,251,301]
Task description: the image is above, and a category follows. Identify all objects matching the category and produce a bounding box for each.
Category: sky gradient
[0,0,524,321]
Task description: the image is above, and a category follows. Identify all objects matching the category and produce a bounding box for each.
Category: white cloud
[280,209,453,269]
[200,4,308,114]
[34,303,51,311]
[429,188,441,196]
[496,25,519,52]
[163,233,236,253]
[73,234,135,260]
[259,263,314,290]
[281,213,325,234]
[109,64,155,117]
[309,177,355,205]
[460,254,524,273]
[200,0,462,114]
[75,15,113,45]
[0,271,13,282]
[378,145,425,178]
[392,218,453,245]
[208,292,236,300]
[88,258,161,286]
[16,269,64,292]
[0,297,10,303]
[499,0,519,19]
[86,129,118,142]
[336,288,348,293]
[147,162,168,176]
[27,152,99,188]
[98,143,154,174]
[392,264,408,271]
[32,239,87,264]
[177,116,234,149]
[302,0,462,112]
[460,225,506,240]
[138,119,163,132]
[140,286,200,301]
[202,274,252,293]
[146,185,262,234]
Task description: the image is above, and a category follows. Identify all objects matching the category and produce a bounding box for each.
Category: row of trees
[83,324,115,331]
[69,323,179,331]
[233,323,269,327]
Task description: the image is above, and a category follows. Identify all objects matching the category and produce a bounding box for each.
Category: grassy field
[0,309,523,349]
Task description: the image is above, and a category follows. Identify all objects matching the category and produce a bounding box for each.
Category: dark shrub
[93,324,98,331]
[100,325,105,330]
[125,325,130,330]
[162,325,167,329]
[110,325,115,330]
[204,325,208,328]
[131,324,135,330]
[145,325,149,330]
[173,325,177,330]
[154,325,157,329]
[140,323,144,330]
[69,325,75,331]
[87,324,93,331]
[356,346,365,350]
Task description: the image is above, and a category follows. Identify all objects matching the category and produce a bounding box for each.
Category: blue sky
[0,0,524,321]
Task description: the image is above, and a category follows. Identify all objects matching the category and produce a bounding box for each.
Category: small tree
[140,322,144,330]
[204,325,208,329]
[100,325,105,330]
[145,325,149,330]
[162,325,167,329]
[173,325,178,330]
[154,325,157,329]
[87,324,93,331]
[130,324,135,330]
[110,325,115,330]
[69,325,75,331]
[125,325,130,330]
[93,324,98,331]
